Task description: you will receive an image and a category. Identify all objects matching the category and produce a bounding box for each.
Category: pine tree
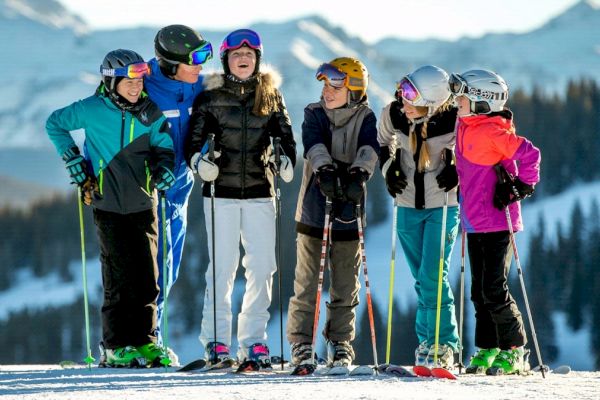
[565,201,586,330]
[526,215,558,362]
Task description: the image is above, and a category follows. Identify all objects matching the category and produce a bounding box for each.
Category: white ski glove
[191,151,221,182]
[269,154,293,183]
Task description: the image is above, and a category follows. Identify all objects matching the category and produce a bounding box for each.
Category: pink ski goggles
[219,29,263,57]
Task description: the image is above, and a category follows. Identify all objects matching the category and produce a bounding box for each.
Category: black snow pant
[467,231,527,350]
[94,208,160,349]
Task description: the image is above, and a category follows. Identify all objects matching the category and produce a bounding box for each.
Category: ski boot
[137,343,171,367]
[427,344,455,369]
[327,340,354,368]
[205,341,235,368]
[466,347,500,374]
[414,342,429,366]
[103,345,147,368]
[290,342,315,366]
[237,343,272,372]
[486,347,530,375]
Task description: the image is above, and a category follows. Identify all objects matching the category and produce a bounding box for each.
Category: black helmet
[155,24,211,75]
[100,49,145,93]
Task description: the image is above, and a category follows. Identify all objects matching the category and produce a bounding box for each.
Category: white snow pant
[200,197,277,352]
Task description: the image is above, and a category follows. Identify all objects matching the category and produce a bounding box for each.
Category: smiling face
[227,46,256,81]
[321,82,349,109]
[173,63,202,84]
[116,78,143,103]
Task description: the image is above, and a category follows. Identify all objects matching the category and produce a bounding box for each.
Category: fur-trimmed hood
[201,65,283,117]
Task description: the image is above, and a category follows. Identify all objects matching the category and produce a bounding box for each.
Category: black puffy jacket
[186,71,296,199]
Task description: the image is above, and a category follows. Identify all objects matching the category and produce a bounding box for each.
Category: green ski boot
[486,347,530,375]
[465,348,500,374]
[137,343,171,367]
[104,346,147,368]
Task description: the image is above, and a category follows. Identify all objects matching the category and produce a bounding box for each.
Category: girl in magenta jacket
[451,69,541,375]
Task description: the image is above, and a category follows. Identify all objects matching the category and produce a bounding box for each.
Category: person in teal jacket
[46,49,176,368]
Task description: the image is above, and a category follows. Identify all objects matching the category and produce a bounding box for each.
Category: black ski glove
[493,165,535,210]
[316,165,342,199]
[345,168,369,204]
[384,158,408,197]
[436,164,458,192]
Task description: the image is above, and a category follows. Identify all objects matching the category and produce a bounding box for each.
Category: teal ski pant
[396,206,460,351]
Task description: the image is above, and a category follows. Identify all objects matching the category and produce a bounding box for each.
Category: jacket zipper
[241,103,247,196]
[120,111,126,149]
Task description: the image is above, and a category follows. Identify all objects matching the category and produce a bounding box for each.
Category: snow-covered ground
[1,364,598,400]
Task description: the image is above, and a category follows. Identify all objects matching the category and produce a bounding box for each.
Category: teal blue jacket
[46,88,174,214]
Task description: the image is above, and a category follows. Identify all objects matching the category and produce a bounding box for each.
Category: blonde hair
[409,98,453,172]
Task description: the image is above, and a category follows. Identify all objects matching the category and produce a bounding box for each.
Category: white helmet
[449,69,508,114]
[396,65,451,116]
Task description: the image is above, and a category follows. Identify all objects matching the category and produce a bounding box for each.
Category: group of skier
[46,23,540,376]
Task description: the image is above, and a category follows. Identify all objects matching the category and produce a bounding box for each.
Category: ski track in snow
[1,365,599,400]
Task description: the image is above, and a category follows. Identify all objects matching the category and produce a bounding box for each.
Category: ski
[234,360,262,373]
[384,364,417,377]
[178,358,235,373]
[348,365,376,376]
[412,365,457,379]
[290,363,316,376]
[430,367,457,380]
[412,365,432,377]
[177,359,206,372]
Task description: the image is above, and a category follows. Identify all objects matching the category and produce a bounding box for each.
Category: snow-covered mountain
[0,0,599,187]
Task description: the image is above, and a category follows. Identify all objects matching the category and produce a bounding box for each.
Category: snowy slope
[0,365,599,400]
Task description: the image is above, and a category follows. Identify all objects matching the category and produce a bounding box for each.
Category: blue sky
[58,0,586,43]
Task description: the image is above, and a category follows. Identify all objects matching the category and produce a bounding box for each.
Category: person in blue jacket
[46,49,176,368]
[144,25,213,351]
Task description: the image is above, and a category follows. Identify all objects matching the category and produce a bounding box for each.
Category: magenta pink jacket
[455,111,541,233]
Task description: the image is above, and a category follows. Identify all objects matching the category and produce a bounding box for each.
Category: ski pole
[208,133,218,364]
[385,195,398,365]
[494,164,546,378]
[159,193,171,368]
[311,198,332,365]
[433,191,449,367]
[273,137,285,371]
[458,229,466,373]
[77,187,95,369]
[356,203,379,371]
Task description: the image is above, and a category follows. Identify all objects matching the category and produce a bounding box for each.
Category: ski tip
[553,365,571,375]
[431,367,457,380]
[177,359,207,372]
[412,365,433,377]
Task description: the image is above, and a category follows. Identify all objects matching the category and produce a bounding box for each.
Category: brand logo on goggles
[100,63,151,78]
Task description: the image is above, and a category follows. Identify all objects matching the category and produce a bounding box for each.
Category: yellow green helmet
[327,57,369,102]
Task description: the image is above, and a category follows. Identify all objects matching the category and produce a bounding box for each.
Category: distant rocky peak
[2,0,88,35]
